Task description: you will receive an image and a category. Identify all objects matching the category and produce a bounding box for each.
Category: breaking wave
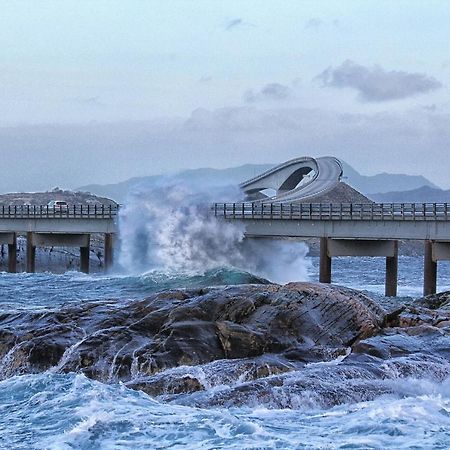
[2,371,450,449]
[117,177,311,283]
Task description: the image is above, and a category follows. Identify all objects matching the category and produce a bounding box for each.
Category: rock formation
[1,282,449,408]
[0,283,383,380]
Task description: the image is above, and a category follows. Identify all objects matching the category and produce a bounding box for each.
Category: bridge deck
[214,202,450,221]
[0,204,118,219]
[213,202,450,240]
[0,205,118,234]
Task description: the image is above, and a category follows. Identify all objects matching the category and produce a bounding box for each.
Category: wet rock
[177,361,393,409]
[380,290,450,330]
[415,291,450,310]
[130,374,205,396]
[174,349,450,409]
[348,293,450,369]
[0,283,384,384]
[126,355,298,397]
[352,324,450,361]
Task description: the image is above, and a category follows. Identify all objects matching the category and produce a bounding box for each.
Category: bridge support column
[26,232,36,273]
[80,235,90,274]
[8,232,17,273]
[385,241,398,297]
[424,240,437,296]
[104,233,114,271]
[319,237,331,283]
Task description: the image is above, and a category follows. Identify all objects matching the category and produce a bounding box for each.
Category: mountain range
[370,185,450,203]
[76,161,442,203]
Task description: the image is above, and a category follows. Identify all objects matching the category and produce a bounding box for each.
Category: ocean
[1,256,450,449]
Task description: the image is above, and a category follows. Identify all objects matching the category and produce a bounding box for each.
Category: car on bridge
[47,200,69,211]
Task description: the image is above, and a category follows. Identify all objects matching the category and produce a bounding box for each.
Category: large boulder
[0,283,384,386]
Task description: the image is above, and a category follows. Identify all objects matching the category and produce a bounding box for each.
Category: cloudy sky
[1,0,450,191]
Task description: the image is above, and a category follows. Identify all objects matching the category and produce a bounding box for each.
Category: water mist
[117,176,311,283]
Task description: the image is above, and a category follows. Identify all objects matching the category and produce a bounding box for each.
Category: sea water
[1,257,450,449]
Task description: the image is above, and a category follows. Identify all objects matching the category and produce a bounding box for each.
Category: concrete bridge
[213,202,450,296]
[0,204,118,273]
[241,156,343,202]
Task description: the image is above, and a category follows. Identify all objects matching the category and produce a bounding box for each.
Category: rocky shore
[0,282,449,408]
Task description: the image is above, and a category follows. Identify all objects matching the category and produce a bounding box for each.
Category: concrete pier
[104,233,114,271]
[319,238,399,297]
[1,232,117,274]
[26,232,36,273]
[424,240,437,296]
[0,232,17,273]
[319,237,331,283]
[80,235,90,274]
[8,232,17,273]
[27,233,92,274]
[385,241,398,297]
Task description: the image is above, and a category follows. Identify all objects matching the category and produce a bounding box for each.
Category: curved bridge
[216,156,449,298]
[240,156,343,202]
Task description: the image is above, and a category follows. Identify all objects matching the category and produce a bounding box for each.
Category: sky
[1,0,450,191]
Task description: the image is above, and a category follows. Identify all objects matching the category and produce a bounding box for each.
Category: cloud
[225,18,243,31]
[1,107,450,191]
[422,104,437,112]
[317,60,442,102]
[181,106,450,188]
[68,96,105,107]
[198,76,212,83]
[304,18,322,30]
[224,18,255,31]
[244,83,293,103]
[304,18,340,30]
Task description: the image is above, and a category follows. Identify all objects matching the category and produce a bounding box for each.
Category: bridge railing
[0,204,119,219]
[213,202,450,221]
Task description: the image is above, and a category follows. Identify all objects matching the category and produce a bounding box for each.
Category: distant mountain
[76,175,161,204]
[77,164,274,203]
[371,185,450,203]
[340,161,438,195]
[76,161,439,203]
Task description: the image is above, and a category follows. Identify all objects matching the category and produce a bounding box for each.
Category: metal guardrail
[0,204,119,219]
[213,202,450,221]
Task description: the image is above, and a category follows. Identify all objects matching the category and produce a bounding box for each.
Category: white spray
[117,176,311,283]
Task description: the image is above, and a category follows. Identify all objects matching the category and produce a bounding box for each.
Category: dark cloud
[317,60,442,102]
[225,18,243,31]
[244,83,293,103]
